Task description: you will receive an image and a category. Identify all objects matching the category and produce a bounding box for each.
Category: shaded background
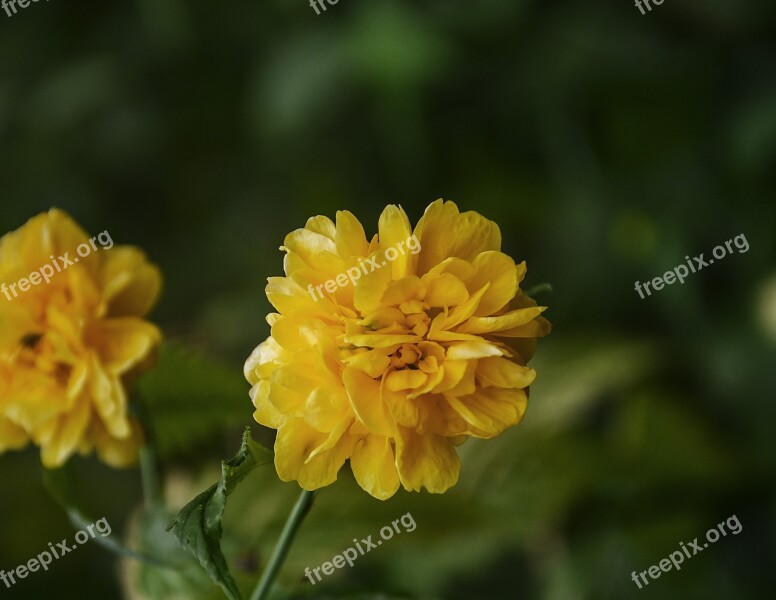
[1,1,775,599]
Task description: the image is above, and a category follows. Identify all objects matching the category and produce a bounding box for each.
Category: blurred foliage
[137,343,251,460]
[1,0,776,599]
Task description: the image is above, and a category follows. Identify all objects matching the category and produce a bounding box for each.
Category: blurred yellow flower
[245,200,550,500]
[0,209,162,468]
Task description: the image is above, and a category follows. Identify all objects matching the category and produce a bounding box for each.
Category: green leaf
[136,342,251,458]
[134,506,224,600]
[167,428,273,600]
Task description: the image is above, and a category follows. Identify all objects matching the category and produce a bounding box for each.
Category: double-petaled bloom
[0,210,161,468]
[245,200,550,500]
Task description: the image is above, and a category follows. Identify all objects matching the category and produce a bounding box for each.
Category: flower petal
[431,359,469,394]
[378,205,414,279]
[345,332,420,349]
[99,247,162,318]
[343,367,394,436]
[335,211,369,258]
[265,277,317,314]
[244,336,288,384]
[250,380,284,428]
[350,435,400,500]
[87,318,161,375]
[497,316,552,338]
[91,417,143,467]
[0,417,28,453]
[465,251,517,316]
[476,357,536,389]
[282,229,345,281]
[304,215,337,239]
[456,306,547,335]
[385,369,428,392]
[423,273,469,308]
[353,250,395,314]
[429,283,490,335]
[341,348,392,378]
[395,427,460,493]
[446,341,504,360]
[413,200,501,274]
[40,397,91,468]
[88,355,131,439]
[305,388,350,433]
[444,387,527,438]
[275,418,353,489]
[269,365,321,414]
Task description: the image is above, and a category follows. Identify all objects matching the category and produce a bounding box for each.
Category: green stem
[134,392,163,510]
[64,508,174,568]
[139,443,162,509]
[250,489,315,600]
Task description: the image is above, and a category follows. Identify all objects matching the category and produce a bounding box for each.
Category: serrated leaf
[167,428,273,600]
[137,342,251,458]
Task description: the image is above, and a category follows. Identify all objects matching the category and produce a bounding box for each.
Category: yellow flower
[0,209,162,468]
[245,200,550,500]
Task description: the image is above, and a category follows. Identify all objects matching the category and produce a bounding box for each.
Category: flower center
[390,343,421,370]
[14,332,72,386]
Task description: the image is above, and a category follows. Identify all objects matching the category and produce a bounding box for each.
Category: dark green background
[1,1,775,599]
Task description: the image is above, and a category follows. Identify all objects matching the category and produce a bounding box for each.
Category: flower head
[245,200,550,499]
[0,209,162,468]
